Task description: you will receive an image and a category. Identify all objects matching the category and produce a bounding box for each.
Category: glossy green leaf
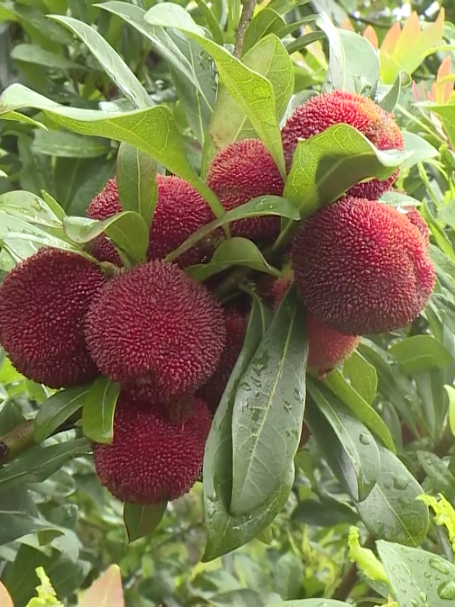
[242,8,285,54]
[283,123,408,220]
[187,237,281,282]
[446,385,455,438]
[417,451,455,496]
[401,132,439,168]
[377,541,455,606]
[324,369,395,452]
[378,73,403,112]
[194,0,223,44]
[389,335,453,374]
[230,285,307,515]
[11,43,84,70]
[166,195,299,263]
[318,14,380,93]
[0,438,91,491]
[31,130,110,158]
[291,497,357,527]
[144,4,286,177]
[203,295,290,561]
[0,84,219,212]
[49,15,150,109]
[34,385,89,443]
[356,445,429,546]
[82,378,120,444]
[207,34,293,158]
[97,2,209,98]
[307,380,380,501]
[123,502,167,543]
[63,212,149,263]
[0,111,46,129]
[342,351,377,405]
[0,190,62,226]
[117,143,158,229]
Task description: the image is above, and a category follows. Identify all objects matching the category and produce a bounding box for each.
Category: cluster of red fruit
[0,91,435,506]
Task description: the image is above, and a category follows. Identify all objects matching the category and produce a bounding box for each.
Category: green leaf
[31,130,110,158]
[0,438,91,492]
[425,103,455,150]
[166,195,299,263]
[266,600,351,606]
[63,212,149,263]
[274,553,303,600]
[194,0,224,44]
[144,4,286,177]
[446,385,455,438]
[283,123,408,220]
[401,132,439,169]
[356,445,429,546]
[230,285,307,515]
[242,9,285,55]
[324,369,395,453]
[11,43,84,70]
[0,111,46,129]
[123,502,167,543]
[378,73,403,112]
[203,295,291,561]
[207,34,294,158]
[417,451,455,496]
[307,380,380,501]
[317,14,380,93]
[97,2,209,99]
[377,540,455,606]
[34,385,89,443]
[342,351,377,405]
[0,190,62,226]
[82,378,120,444]
[116,143,158,230]
[292,497,357,527]
[49,15,150,109]
[389,335,453,374]
[0,84,220,215]
[187,237,281,282]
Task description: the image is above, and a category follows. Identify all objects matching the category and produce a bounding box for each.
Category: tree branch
[234,0,256,58]
[0,420,35,466]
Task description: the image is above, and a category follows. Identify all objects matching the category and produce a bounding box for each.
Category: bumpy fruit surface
[281,91,404,199]
[87,175,214,267]
[404,208,430,246]
[306,312,360,373]
[85,260,226,402]
[270,275,359,373]
[0,248,104,388]
[93,394,211,504]
[206,139,284,241]
[197,309,248,412]
[291,197,435,335]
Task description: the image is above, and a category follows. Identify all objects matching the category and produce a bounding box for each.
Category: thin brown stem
[0,420,35,466]
[233,0,256,58]
[332,534,375,601]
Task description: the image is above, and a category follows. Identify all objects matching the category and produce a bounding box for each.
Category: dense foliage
[1,0,455,606]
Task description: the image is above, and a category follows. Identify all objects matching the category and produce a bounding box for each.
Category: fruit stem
[234,0,257,57]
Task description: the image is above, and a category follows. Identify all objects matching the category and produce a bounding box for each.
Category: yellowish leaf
[78,565,124,607]
[339,18,355,32]
[435,55,453,104]
[363,25,378,49]
[0,582,13,607]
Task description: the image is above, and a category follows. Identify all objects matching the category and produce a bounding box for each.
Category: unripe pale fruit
[0,248,104,388]
[291,197,435,335]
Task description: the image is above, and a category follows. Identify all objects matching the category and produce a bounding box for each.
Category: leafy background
[1,0,455,605]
